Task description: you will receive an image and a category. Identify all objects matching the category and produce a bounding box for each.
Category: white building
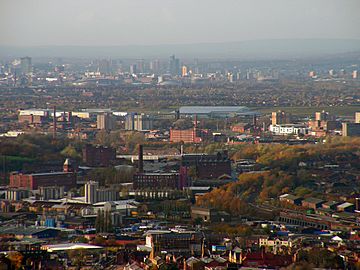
[269,124,308,135]
[85,181,99,204]
[85,181,119,204]
[259,237,292,254]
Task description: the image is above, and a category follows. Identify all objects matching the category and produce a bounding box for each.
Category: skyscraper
[150,59,161,74]
[98,59,112,75]
[169,55,180,76]
[182,66,188,77]
[20,57,32,75]
[130,64,137,75]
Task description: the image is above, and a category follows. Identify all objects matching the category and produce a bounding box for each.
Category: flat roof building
[178,106,255,118]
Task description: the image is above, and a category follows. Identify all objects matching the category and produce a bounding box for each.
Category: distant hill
[1,39,360,59]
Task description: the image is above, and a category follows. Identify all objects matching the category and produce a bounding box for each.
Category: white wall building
[269,124,308,135]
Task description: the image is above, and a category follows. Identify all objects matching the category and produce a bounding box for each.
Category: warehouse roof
[179,106,253,115]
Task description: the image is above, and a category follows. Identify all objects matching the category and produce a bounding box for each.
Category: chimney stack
[53,106,57,139]
[138,144,144,173]
[194,114,198,130]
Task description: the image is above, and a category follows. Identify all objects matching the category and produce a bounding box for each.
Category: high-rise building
[355,112,360,124]
[150,59,160,74]
[137,59,145,73]
[353,70,358,79]
[342,122,360,137]
[97,113,114,131]
[85,181,119,204]
[39,186,64,200]
[125,113,153,131]
[182,66,188,77]
[20,57,32,75]
[98,59,112,75]
[169,55,180,76]
[271,111,291,126]
[130,64,137,75]
[85,181,99,204]
[315,110,334,121]
[5,189,30,201]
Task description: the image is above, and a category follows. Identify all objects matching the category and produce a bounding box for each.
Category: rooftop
[179,106,252,115]
[42,243,103,252]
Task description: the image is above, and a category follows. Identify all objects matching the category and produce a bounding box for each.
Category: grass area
[250,106,360,117]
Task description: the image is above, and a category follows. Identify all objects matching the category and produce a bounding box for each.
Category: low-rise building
[337,202,355,212]
[279,194,303,205]
[269,124,308,135]
[9,171,76,191]
[259,236,293,253]
[191,206,230,223]
[301,198,326,209]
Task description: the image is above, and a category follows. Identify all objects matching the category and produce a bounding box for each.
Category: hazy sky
[1,0,360,46]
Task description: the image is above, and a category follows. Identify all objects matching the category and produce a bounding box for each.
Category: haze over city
[1,0,360,58]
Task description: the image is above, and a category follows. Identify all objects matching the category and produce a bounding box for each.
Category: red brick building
[133,170,188,190]
[18,114,46,124]
[231,123,251,133]
[181,153,231,179]
[82,144,116,167]
[9,172,76,190]
[169,129,202,143]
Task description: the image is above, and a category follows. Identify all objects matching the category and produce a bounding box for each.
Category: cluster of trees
[197,137,360,215]
[232,137,360,170]
[196,169,308,214]
[0,134,70,160]
[87,166,135,186]
[0,134,84,184]
[210,224,253,236]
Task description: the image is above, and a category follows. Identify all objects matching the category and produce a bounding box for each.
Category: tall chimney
[356,198,360,211]
[138,144,144,173]
[53,106,57,139]
[253,114,257,126]
[194,114,198,130]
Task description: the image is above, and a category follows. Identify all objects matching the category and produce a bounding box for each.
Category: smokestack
[53,106,57,139]
[253,114,257,126]
[194,114,198,130]
[356,198,360,211]
[138,144,143,173]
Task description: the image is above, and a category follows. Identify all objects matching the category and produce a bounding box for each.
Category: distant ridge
[1,39,360,59]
